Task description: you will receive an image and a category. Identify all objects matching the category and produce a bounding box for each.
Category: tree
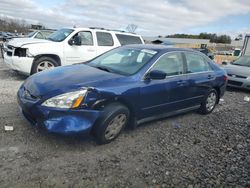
[165,32,231,44]
[0,16,30,33]
[126,24,138,33]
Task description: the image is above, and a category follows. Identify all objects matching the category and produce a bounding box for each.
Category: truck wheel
[31,56,59,74]
[93,103,129,144]
[199,89,218,114]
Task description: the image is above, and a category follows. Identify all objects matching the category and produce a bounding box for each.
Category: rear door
[184,52,215,105]
[95,31,115,56]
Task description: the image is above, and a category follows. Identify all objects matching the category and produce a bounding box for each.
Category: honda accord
[17,45,227,144]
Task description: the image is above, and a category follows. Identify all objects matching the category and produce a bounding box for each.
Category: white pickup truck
[3,27,144,75]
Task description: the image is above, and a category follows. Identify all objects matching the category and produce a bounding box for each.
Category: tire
[31,56,59,74]
[199,89,218,114]
[93,103,129,144]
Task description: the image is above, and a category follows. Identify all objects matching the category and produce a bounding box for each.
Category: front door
[64,31,96,65]
[139,52,189,119]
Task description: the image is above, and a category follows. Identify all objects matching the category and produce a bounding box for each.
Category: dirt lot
[0,57,249,188]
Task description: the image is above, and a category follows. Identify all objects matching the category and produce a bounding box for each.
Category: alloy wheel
[104,113,127,140]
[206,92,217,111]
[37,61,55,72]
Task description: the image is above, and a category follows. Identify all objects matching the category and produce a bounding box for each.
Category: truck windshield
[27,31,36,38]
[47,29,74,42]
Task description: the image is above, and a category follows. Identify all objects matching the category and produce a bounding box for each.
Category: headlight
[247,76,250,80]
[42,90,87,109]
[26,48,34,57]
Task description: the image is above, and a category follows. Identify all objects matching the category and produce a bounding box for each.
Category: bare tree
[126,24,138,33]
[0,16,32,33]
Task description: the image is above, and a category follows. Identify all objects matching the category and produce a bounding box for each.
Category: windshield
[47,28,74,42]
[27,31,36,38]
[87,47,157,75]
[232,56,250,67]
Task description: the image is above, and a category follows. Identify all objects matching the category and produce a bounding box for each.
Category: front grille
[228,74,247,79]
[228,80,243,86]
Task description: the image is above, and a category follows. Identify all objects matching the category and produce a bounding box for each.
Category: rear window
[116,34,143,45]
[185,52,211,73]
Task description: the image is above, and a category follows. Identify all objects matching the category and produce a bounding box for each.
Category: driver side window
[73,31,93,46]
[151,52,184,76]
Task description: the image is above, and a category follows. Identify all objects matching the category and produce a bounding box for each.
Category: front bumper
[17,87,101,135]
[227,77,250,90]
[3,53,33,75]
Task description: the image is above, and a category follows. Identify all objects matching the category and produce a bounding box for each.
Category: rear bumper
[17,87,101,135]
[227,77,250,90]
[3,53,33,75]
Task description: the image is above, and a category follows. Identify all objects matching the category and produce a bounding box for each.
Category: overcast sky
[1,0,250,37]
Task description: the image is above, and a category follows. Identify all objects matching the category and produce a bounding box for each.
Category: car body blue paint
[17,85,101,134]
[17,44,227,135]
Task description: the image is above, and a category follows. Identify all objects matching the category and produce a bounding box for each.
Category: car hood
[7,38,52,48]
[224,63,250,77]
[23,64,124,97]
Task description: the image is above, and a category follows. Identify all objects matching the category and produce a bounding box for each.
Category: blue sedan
[17,45,227,144]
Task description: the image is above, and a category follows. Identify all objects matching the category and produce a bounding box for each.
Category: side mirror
[221,61,228,65]
[68,35,81,46]
[147,70,167,80]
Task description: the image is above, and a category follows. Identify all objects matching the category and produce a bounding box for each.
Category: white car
[3,27,144,75]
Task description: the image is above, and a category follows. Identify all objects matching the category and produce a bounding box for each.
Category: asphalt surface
[0,57,249,187]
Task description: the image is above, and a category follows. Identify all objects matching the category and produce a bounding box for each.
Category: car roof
[64,27,141,36]
[123,44,199,53]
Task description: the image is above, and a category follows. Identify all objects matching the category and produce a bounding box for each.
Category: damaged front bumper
[4,52,33,75]
[17,87,101,135]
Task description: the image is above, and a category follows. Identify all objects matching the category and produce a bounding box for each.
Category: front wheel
[31,56,59,74]
[93,103,129,144]
[199,89,218,114]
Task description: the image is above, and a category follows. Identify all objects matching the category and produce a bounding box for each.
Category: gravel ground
[0,57,249,187]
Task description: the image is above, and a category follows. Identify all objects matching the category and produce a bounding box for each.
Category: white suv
[3,27,144,75]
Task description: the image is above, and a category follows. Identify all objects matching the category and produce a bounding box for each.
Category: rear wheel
[93,103,129,144]
[199,89,218,114]
[31,56,59,74]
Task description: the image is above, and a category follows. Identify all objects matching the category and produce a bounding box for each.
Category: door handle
[208,75,214,79]
[177,80,186,85]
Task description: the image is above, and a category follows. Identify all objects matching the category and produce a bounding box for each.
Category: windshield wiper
[95,66,112,73]
[47,37,55,41]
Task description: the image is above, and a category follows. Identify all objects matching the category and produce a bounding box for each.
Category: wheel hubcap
[104,114,127,140]
[206,92,216,111]
[37,61,54,72]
